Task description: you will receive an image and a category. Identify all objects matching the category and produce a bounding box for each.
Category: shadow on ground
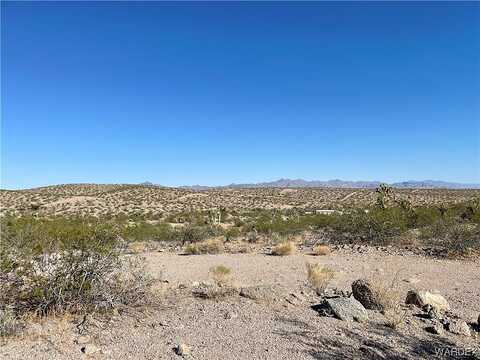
[274,315,476,359]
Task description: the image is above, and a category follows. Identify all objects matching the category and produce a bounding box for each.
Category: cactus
[375,184,393,209]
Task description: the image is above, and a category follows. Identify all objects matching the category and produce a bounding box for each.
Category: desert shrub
[367,273,406,329]
[331,208,410,245]
[184,238,224,255]
[179,225,223,244]
[121,222,175,242]
[271,241,297,256]
[0,307,21,337]
[419,219,479,256]
[1,247,153,317]
[224,227,241,241]
[414,207,443,227]
[444,224,480,257]
[384,303,407,329]
[312,244,331,256]
[0,217,153,322]
[418,220,449,240]
[209,265,232,286]
[165,210,207,225]
[369,275,403,312]
[270,232,290,245]
[306,263,335,295]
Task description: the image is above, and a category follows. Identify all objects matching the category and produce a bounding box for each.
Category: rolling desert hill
[1,183,479,218]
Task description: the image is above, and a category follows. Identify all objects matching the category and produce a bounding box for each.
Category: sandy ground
[1,249,479,360]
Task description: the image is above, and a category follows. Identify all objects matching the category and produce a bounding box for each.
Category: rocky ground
[1,247,479,360]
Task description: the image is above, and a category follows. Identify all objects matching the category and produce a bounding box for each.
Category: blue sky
[1,1,479,189]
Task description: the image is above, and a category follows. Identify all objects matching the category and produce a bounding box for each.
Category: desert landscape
[2,1,479,359]
[1,183,478,218]
[1,184,479,359]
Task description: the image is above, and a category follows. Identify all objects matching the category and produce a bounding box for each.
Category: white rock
[76,335,91,345]
[405,290,449,312]
[81,344,100,355]
[447,320,471,337]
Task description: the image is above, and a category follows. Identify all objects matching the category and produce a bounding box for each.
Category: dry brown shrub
[312,245,331,256]
[306,263,335,295]
[369,272,407,329]
[272,241,297,256]
[0,307,21,337]
[209,265,232,287]
[184,238,224,255]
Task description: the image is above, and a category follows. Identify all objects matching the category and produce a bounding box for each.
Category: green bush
[121,222,176,242]
[178,224,223,244]
[1,217,119,258]
[331,207,410,245]
[0,217,153,322]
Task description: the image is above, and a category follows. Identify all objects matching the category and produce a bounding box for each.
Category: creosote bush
[0,217,154,336]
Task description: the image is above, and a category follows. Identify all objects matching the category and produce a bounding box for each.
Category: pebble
[80,344,100,355]
[175,343,190,356]
[76,335,91,345]
[224,311,238,320]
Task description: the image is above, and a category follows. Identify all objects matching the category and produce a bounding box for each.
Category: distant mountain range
[173,178,480,190]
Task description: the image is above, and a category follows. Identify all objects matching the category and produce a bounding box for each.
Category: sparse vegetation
[272,241,297,256]
[368,273,407,329]
[0,217,154,334]
[306,263,335,295]
[0,307,21,337]
[384,303,408,330]
[210,265,232,286]
[184,238,224,255]
[312,244,331,256]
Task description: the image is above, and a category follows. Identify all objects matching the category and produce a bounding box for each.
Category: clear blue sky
[1,1,479,189]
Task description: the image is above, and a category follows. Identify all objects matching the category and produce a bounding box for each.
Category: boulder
[314,296,368,323]
[351,279,383,311]
[423,304,442,320]
[447,320,471,337]
[239,285,276,301]
[405,290,449,312]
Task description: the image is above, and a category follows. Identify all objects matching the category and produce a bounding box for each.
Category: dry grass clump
[306,263,335,295]
[192,265,236,299]
[127,241,150,254]
[184,238,224,255]
[0,307,21,337]
[383,303,407,329]
[369,273,407,329]
[209,265,232,287]
[312,244,331,256]
[272,241,297,256]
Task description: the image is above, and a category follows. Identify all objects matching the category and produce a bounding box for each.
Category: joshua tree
[375,184,394,210]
